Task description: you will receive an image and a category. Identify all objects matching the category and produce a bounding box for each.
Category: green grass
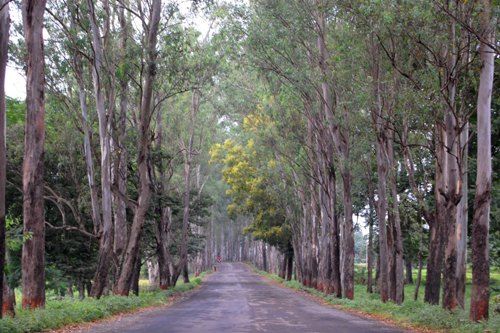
[254,267,500,333]
[0,273,206,333]
[354,264,500,290]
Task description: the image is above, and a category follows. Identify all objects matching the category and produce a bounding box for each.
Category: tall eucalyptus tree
[0,0,9,317]
[21,0,47,309]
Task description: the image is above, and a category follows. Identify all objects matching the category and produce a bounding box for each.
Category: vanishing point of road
[72,263,407,333]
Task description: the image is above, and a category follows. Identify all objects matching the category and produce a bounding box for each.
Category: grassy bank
[0,274,206,333]
[253,267,499,333]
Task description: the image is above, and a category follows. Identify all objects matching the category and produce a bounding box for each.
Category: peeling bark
[442,14,460,310]
[425,127,446,305]
[470,0,494,321]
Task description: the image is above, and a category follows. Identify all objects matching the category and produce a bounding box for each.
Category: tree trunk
[172,90,199,284]
[442,76,460,311]
[441,118,460,311]
[370,36,389,303]
[367,219,374,293]
[286,253,293,281]
[340,171,354,299]
[183,265,190,284]
[87,0,114,298]
[2,275,15,317]
[387,209,396,301]
[86,281,92,296]
[179,136,192,277]
[21,0,47,309]
[424,127,446,305]
[315,4,353,299]
[414,257,424,300]
[279,254,286,279]
[68,9,101,236]
[425,217,444,304]
[414,228,424,301]
[330,188,341,297]
[309,143,318,288]
[153,102,172,289]
[442,5,463,310]
[78,280,85,300]
[388,136,404,304]
[374,126,389,303]
[114,0,162,295]
[470,0,494,321]
[456,123,468,308]
[402,116,439,302]
[0,0,8,318]
[66,280,74,298]
[147,260,159,288]
[317,158,332,292]
[74,55,101,235]
[366,166,376,294]
[455,2,471,307]
[262,242,268,272]
[113,2,129,263]
[366,183,375,293]
[330,218,341,295]
[405,260,413,284]
[155,206,172,289]
[131,255,141,296]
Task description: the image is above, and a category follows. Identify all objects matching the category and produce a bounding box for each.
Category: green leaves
[6,97,25,125]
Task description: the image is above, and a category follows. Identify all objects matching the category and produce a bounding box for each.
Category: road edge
[245,264,438,333]
[47,271,214,333]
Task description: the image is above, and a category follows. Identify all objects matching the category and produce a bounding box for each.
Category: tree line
[0,0,238,318]
[0,0,497,326]
[209,0,497,322]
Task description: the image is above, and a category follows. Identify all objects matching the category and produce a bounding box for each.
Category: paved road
[75,263,407,333]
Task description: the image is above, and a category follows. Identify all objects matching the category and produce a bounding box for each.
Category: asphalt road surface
[74,262,407,333]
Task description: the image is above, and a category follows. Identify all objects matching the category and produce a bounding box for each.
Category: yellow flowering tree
[209,114,291,252]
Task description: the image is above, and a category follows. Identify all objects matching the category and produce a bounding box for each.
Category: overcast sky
[5,66,24,100]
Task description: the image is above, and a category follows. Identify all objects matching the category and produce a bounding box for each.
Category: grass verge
[0,273,206,333]
[252,267,499,333]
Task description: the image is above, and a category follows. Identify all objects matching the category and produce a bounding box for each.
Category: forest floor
[50,262,406,333]
[253,265,500,333]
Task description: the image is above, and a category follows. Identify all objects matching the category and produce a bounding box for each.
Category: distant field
[354,263,500,295]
